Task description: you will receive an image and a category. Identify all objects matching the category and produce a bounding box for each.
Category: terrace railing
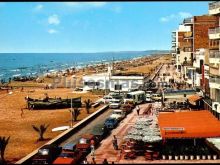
[183,17,194,24]
[209,51,220,58]
[209,27,220,35]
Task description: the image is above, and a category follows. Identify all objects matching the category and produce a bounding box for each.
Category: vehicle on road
[104,117,118,129]
[109,99,121,109]
[91,124,109,141]
[109,109,126,121]
[151,93,162,101]
[121,104,133,115]
[98,95,115,104]
[32,144,62,164]
[76,134,99,154]
[145,90,153,102]
[53,143,83,164]
[124,91,146,105]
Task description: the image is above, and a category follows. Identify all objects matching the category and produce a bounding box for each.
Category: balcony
[209,51,220,64]
[209,1,220,15]
[180,42,192,48]
[184,31,193,39]
[210,65,220,76]
[183,47,193,52]
[209,76,220,89]
[183,17,194,25]
[209,27,220,40]
[209,42,219,50]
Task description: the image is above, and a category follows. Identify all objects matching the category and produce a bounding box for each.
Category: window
[115,84,122,90]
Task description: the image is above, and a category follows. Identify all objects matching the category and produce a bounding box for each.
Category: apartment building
[208,1,220,116]
[173,15,217,87]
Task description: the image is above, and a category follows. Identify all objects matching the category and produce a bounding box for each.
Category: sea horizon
[0,50,169,82]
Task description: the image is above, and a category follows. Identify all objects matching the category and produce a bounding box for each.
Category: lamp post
[70,98,73,128]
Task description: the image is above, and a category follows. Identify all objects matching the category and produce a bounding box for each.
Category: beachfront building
[172,15,217,88]
[208,1,220,116]
[82,64,144,92]
[193,48,210,97]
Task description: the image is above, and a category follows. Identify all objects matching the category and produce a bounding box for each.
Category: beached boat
[26,97,82,110]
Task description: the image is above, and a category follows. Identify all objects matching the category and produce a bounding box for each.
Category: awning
[187,95,202,105]
[158,110,220,139]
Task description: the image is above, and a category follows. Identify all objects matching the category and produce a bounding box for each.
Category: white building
[82,64,144,92]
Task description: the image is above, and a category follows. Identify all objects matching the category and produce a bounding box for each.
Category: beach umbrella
[127,128,144,136]
[142,136,162,143]
[124,135,143,141]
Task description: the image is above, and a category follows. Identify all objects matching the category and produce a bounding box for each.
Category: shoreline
[1,53,166,88]
[0,53,165,85]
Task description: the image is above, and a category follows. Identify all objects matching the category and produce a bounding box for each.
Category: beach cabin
[82,63,144,92]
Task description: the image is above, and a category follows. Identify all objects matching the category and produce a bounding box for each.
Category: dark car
[91,124,109,140]
[32,144,62,164]
[104,118,118,129]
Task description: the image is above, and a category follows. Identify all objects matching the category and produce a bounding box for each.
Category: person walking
[136,105,140,116]
[90,143,95,157]
[102,158,109,164]
[91,157,96,164]
[82,158,88,164]
[112,135,118,150]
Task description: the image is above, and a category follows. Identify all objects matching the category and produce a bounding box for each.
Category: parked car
[91,124,109,141]
[32,144,62,164]
[121,104,133,115]
[145,91,153,102]
[53,143,83,164]
[109,99,121,109]
[98,95,115,104]
[151,93,162,101]
[109,109,126,121]
[104,117,118,129]
[76,134,99,154]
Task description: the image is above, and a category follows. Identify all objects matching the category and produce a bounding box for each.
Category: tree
[32,124,49,141]
[84,99,92,114]
[0,136,10,164]
[73,108,80,122]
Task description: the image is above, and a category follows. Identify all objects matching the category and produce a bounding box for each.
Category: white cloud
[63,2,107,8]
[48,14,60,25]
[160,12,192,23]
[48,29,58,34]
[178,12,192,19]
[34,4,43,11]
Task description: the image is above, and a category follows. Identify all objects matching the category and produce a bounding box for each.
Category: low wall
[151,64,164,81]
[15,104,109,164]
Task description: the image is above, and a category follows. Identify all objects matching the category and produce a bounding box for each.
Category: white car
[96,95,115,104]
[109,99,121,109]
[109,109,126,121]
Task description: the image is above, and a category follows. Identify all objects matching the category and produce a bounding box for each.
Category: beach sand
[0,54,171,163]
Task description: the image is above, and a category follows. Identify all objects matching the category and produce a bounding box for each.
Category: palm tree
[32,124,49,141]
[0,136,10,164]
[73,108,80,121]
[84,99,92,114]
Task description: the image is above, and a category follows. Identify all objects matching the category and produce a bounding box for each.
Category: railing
[210,65,219,75]
[209,27,220,34]
[183,17,194,24]
[209,1,220,10]
[210,77,220,84]
[210,51,220,58]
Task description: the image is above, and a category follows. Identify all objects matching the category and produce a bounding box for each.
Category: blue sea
[0,51,166,81]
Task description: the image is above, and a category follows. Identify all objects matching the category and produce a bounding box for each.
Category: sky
[0,1,209,53]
